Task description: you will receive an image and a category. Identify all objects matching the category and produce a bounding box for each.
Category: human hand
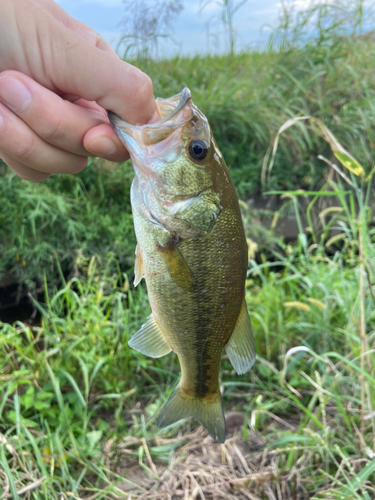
[0,0,156,181]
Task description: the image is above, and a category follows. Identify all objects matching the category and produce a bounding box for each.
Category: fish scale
[109,88,256,442]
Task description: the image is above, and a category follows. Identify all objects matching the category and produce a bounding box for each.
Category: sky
[56,0,308,57]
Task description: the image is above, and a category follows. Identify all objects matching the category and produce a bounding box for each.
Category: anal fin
[134,244,144,287]
[129,315,171,358]
[225,299,256,375]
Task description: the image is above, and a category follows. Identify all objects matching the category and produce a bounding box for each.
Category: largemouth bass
[109,88,255,443]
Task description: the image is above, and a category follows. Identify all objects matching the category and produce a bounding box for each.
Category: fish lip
[107,87,192,139]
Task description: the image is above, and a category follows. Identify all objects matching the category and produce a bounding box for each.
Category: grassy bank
[2,3,375,290]
[1,175,375,498]
[0,160,136,294]
[2,2,375,498]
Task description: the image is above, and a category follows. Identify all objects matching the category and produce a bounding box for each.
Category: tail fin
[157,386,225,443]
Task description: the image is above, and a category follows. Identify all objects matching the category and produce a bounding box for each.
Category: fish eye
[188,139,208,161]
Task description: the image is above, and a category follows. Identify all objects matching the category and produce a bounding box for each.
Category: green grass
[0,159,136,292]
[137,16,375,197]
[2,2,375,497]
[1,175,375,498]
[2,1,375,290]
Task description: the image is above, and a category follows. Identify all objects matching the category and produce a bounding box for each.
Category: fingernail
[86,136,117,157]
[0,78,32,113]
[0,110,3,129]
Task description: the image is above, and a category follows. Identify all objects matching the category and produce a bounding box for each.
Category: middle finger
[0,101,88,174]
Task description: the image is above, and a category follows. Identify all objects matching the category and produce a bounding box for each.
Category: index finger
[48,23,156,125]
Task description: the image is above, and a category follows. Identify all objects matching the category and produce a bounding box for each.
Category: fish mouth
[108,88,193,149]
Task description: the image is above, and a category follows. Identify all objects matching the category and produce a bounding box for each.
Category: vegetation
[0,160,136,293]
[1,1,375,498]
[1,174,375,498]
[118,0,184,59]
[2,1,375,290]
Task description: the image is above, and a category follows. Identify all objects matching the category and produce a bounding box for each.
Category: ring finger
[0,152,51,182]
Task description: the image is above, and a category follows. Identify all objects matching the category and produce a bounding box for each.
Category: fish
[108,88,255,443]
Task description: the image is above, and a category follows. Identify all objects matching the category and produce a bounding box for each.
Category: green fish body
[109,88,255,442]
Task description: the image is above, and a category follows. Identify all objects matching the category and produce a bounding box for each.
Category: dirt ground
[110,424,302,500]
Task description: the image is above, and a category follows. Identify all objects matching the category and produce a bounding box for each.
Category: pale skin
[0,0,157,182]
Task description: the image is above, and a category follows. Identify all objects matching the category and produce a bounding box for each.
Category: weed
[1,1,375,497]
[0,159,135,294]
[118,0,183,59]
[200,0,249,60]
[2,173,375,497]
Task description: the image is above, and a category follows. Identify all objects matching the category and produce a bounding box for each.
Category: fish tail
[157,386,225,443]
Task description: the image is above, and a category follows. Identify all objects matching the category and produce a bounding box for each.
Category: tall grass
[1,170,375,497]
[242,175,375,497]
[0,160,136,292]
[2,1,375,497]
[2,1,375,291]
[137,0,375,196]
[0,260,167,498]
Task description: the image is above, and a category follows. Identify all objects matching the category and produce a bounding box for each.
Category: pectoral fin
[159,240,195,291]
[129,315,171,358]
[225,299,256,375]
[134,244,144,287]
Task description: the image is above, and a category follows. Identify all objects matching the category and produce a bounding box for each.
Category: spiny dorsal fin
[225,299,256,375]
[129,315,171,358]
[134,244,144,287]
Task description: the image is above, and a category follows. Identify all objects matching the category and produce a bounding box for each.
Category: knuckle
[12,135,35,163]
[40,114,63,143]
[0,103,35,163]
[0,69,24,80]
[3,157,50,182]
